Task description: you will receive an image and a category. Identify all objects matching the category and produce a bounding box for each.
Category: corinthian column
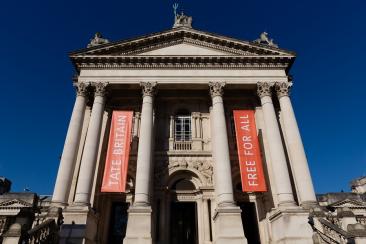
[52,83,88,206]
[209,82,247,244]
[275,82,317,207]
[124,82,157,244]
[209,82,235,207]
[134,82,157,206]
[257,82,296,207]
[74,82,108,206]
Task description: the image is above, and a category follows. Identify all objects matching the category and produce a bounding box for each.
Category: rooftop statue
[173,3,192,29]
[87,32,110,48]
[254,32,278,48]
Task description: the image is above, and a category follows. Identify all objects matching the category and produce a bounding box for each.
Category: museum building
[49,12,319,244]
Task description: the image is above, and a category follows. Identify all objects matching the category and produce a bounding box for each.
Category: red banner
[101,111,133,193]
[233,110,267,192]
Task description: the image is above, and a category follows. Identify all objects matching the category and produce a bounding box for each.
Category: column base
[123,205,152,244]
[50,200,68,209]
[213,206,248,244]
[57,205,98,244]
[268,208,313,244]
[300,200,318,210]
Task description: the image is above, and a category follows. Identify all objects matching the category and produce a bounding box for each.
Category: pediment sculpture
[87,32,110,48]
[254,32,278,47]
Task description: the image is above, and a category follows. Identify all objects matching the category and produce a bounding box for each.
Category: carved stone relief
[154,156,213,188]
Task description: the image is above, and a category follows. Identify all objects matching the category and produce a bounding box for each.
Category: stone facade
[309,177,366,243]
[49,14,319,244]
[0,179,62,243]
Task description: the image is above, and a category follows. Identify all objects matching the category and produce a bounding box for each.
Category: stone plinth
[269,208,313,244]
[213,207,247,244]
[59,206,98,244]
[123,206,152,244]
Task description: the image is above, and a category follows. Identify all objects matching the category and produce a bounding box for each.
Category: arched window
[174,109,191,141]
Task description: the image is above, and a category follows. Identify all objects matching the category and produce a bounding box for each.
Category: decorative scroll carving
[140,82,157,97]
[209,82,225,98]
[154,157,214,188]
[275,82,292,98]
[87,32,109,48]
[74,82,89,97]
[93,82,108,97]
[257,82,272,98]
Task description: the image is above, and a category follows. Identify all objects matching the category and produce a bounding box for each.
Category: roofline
[69,27,296,57]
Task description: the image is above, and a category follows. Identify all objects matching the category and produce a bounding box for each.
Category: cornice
[73,55,293,71]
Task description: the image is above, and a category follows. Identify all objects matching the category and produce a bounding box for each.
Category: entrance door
[108,202,129,244]
[238,202,261,244]
[170,202,198,244]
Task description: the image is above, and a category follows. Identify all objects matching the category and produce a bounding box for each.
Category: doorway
[238,202,261,244]
[108,202,129,244]
[170,202,198,244]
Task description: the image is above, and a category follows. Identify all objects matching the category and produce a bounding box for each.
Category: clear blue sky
[0,0,365,194]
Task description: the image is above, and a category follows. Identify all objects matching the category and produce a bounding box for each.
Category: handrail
[310,216,355,244]
[25,219,58,244]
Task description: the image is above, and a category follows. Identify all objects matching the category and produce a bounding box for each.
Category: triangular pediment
[70,28,295,58]
[0,199,33,208]
[330,199,366,208]
[136,43,235,56]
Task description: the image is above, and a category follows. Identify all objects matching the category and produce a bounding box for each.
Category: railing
[310,216,355,244]
[173,141,192,151]
[356,216,366,225]
[327,215,342,227]
[25,219,58,244]
[0,217,7,236]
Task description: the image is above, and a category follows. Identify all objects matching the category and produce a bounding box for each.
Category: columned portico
[209,82,247,244]
[74,82,108,206]
[275,82,317,207]
[124,82,157,244]
[52,14,318,244]
[257,82,296,208]
[51,82,88,206]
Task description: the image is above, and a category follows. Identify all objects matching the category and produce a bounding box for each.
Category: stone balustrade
[309,208,366,244]
[26,219,59,244]
[173,141,192,151]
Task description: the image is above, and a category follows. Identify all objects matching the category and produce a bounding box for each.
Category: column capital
[257,82,272,98]
[275,82,292,98]
[134,111,141,118]
[140,82,157,97]
[74,82,89,97]
[93,82,108,97]
[209,81,225,98]
[191,112,200,118]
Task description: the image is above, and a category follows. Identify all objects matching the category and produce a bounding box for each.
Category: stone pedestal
[213,207,248,244]
[2,223,21,244]
[269,208,313,244]
[123,206,152,244]
[58,206,98,244]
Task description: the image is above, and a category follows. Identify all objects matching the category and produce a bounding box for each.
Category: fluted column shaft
[209,82,235,207]
[74,83,107,205]
[134,82,157,205]
[275,82,317,206]
[52,83,88,205]
[257,82,296,207]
